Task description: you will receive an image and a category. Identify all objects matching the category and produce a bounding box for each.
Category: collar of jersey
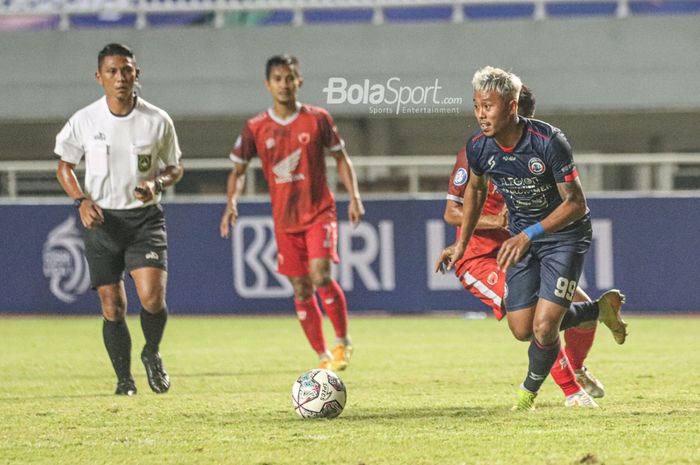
[267,102,302,126]
[102,95,138,120]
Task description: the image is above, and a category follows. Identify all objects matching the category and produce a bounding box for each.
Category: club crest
[138,154,151,172]
[528,157,545,175]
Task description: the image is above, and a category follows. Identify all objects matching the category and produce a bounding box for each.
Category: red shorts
[457,257,506,320]
[274,220,339,277]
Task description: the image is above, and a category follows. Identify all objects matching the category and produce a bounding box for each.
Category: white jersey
[55,96,182,210]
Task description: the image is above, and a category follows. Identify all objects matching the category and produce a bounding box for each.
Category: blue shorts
[504,219,592,311]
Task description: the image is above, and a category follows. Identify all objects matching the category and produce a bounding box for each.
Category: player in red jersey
[220,55,365,371]
[439,86,606,407]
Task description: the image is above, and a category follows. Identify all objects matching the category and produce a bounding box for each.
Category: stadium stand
[1,0,699,30]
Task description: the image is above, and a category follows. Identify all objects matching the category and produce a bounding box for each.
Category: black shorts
[83,204,168,288]
[504,218,592,311]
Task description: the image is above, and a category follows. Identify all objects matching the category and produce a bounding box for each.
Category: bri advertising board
[0,197,698,314]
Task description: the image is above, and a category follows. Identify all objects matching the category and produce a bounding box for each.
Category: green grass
[1,315,698,465]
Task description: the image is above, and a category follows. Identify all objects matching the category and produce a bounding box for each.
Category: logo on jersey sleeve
[453,168,468,186]
[528,157,546,175]
[487,155,496,171]
[272,148,305,184]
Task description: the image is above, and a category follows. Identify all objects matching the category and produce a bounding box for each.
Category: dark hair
[265,54,300,80]
[97,43,135,70]
[518,84,536,118]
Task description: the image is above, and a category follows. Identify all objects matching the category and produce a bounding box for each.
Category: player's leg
[131,267,170,394]
[288,275,331,368]
[529,241,597,408]
[97,282,135,395]
[83,212,135,395]
[307,221,352,371]
[126,205,170,393]
[276,229,331,367]
[564,287,605,398]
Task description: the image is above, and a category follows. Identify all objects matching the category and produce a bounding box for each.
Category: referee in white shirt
[55,43,184,396]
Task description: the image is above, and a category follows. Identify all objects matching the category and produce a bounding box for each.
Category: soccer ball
[291,369,347,419]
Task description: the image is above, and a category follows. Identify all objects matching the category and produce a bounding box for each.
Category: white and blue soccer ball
[291,369,347,419]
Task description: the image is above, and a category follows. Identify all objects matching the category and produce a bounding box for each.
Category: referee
[55,43,183,396]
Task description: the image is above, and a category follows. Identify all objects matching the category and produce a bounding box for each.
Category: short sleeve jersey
[54,96,182,210]
[231,103,343,233]
[447,147,511,267]
[466,118,589,234]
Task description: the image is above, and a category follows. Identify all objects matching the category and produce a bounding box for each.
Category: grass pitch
[1,315,698,465]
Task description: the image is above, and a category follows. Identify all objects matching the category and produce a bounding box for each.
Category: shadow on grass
[174,369,300,378]
[273,405,495,423]
[0,393,118,401]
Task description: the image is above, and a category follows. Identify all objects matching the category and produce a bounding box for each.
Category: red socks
[549,347,581,396]
[294,297,327,355]
[564,325,597,371]
[316,281,348,339]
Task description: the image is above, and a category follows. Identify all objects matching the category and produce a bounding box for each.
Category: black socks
[103,319,132,381]
[140,307,167,354]
[522,337,560,393]
[560,301,599,331]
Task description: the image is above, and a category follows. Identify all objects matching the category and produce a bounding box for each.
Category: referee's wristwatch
[153,178,164,195]
[74,197,87,208]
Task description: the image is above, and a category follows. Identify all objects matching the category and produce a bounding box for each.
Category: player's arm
[443,199,507,229]
[435,169,489,273]
[331,148,365,228]
[496,176,587,270]
[219,162,248,239]
[134,162,184,202]
[56,160,104,229]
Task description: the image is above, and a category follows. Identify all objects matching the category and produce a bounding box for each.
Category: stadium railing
[1,0,699,30]
[1,153,699,199]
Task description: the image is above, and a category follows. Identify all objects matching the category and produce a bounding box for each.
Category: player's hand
[348,197,365,228]
[496,232,530,270]
[435,242,465,274]
[78,199,104,229]
[220,205,239,239]
[134,180,156,202]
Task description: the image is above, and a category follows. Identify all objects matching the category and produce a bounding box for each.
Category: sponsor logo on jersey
[528,157,545,175]
[145,251,159,260]
[298,132,310,145]
[42,216,90,303]
[453,167,468,186]
[138,154,151,172]
[94,132,106,141]
[502,155,516,161]
[272,148,305,184]
[265,137,276,149]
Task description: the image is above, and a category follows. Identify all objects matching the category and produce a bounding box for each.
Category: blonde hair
[471,66,522,102]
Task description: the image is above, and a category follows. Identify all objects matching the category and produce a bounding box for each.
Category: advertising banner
[1,197,697,314]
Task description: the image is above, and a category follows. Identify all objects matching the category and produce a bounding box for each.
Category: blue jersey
[466,118,590,235]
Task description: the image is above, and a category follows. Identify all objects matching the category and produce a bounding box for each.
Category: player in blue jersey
[437,66,628,410]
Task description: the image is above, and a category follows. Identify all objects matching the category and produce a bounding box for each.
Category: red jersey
[231,103,343,233]
[447,147,511,276]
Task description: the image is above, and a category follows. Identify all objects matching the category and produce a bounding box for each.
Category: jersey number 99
[554,277,576,301]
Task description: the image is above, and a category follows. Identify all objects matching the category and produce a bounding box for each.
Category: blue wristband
[523,222,545,241]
